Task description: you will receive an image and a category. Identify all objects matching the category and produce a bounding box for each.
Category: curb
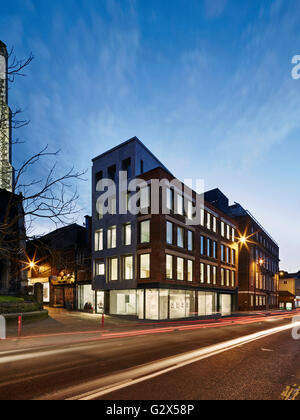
[2,310,48,320]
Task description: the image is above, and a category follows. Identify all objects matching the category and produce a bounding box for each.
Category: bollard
[102,313,105,329]
[0,315,6,340]
[18,315,22,337]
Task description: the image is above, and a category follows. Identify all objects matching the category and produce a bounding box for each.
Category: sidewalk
[3,306,299,340]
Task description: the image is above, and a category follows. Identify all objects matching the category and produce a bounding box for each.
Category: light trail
[63,319,300,401]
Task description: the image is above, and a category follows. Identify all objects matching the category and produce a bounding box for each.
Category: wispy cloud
[204,0,227,19]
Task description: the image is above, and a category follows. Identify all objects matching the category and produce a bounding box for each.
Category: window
[226,247,230,264]
[221,222,225,237]
[177,194,184,216]
[122,191,131,213]
[177,258,184,281]
[177,227,184,248]
[221,245,225,262]
[213,217,217,233]
[232,271,235,288]
[140,220,150,243]
[122,158,132,179]
[227,225,230,240]
[207,239,211,257]
[188,231,193,251]
[226,270,230,287]
[140,254,150,279]
[95,229,103,251]
[232,228,235,242]
[95,170,103,185]
[207,213,211,230]
[200,263,205,283]
[200,236,205,255]
[187,260,193,282]
[109,196,117,215]
[108,165,117,181]
[231,249,236,265]
[124,256,133,280]
[166,222,173,245]
[187,201,193,220]
[213,266,217,285]
[109,258,118,281]
[123,223,132,246]
[96,261,105,276]
[213,241,217,259]
[221,268,225,286]
[200,208,205,226]
[166,188,174,212]
[108,226,117,249]
[140,160,144,174]
[207,265,211,284]
[97,202,104,220]
[166,255,173,279]
[141,186,150,209]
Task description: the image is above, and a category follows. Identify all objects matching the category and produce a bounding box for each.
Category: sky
[1,0,300,272]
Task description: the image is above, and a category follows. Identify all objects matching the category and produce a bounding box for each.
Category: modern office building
[205,189,280,311]
[92,137,239,320]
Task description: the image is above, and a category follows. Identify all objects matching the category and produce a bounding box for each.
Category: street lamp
[240,236,247,245]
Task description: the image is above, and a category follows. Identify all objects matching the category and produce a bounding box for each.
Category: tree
[0,44,87,293]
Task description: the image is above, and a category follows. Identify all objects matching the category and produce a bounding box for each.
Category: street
[0,310,299,400]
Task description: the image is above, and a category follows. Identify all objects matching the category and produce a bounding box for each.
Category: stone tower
[0,40,13,192]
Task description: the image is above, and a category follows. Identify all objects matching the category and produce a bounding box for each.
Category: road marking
[281,385,300,400]
[36,320,300,401]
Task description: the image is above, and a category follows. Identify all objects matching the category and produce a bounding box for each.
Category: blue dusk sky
[1,0,300,271]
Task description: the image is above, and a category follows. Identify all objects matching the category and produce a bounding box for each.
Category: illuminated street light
[259,259,264,266]
[239,236,247,244]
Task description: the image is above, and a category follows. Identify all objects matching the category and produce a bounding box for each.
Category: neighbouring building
[205,189,280,311]
[27,218,94,311]
[92,137,239,320]
[0,188,27,293]
[278,271,300,310]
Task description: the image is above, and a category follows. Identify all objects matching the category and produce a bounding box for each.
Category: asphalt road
[0,315,299,400]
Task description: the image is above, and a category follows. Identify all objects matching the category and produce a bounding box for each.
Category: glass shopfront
[105,289,234,320]
[170,290,196,319]
[77,285,105,314]
[110,290,137,316]
[220,294,232,316]
[198,291,218,316]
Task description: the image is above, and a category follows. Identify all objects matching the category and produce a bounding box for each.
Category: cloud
[204,0,227,19]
